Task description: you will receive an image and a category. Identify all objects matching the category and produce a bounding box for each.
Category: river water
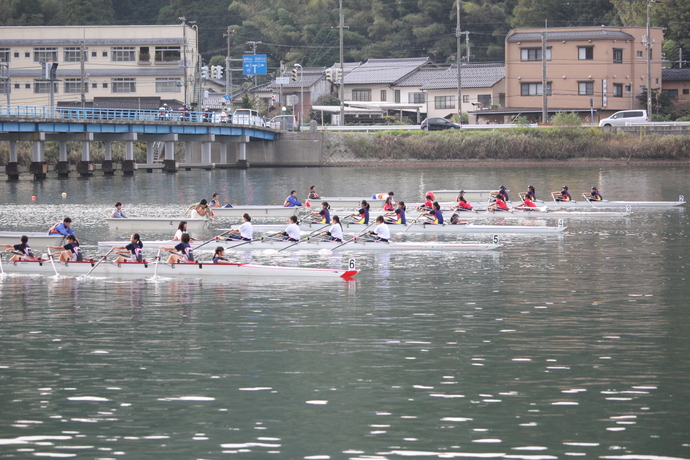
[0,165,689,459]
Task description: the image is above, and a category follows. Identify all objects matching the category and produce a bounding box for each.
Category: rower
[552,185,572,202]
[173,221,194,241]
[385,201,407,224]
[110,202,128,218]
[186,199,212,219]
[349,200,370,225]
[281,215,301,241]
[324,215,344,242]
[487,195,509,212]
[423,202,444,224]
[367,215,390,242]
[213,246,233,264]
[228,213,253,241]
[371,191,395,205]
[0,235,38,261]
[310,201,331,224]
[417,194,434,211]
[450,213,470,225]
[451,190,473,212]
[162,233,194,264]
[584,186,603,201]
[492,185,509,202]
[112,233,144,263]
[209,193,222,208]
[513,195,538,210]
[284,190,303,207]
[47,234,83,262]
[382,196,395,211]
[48,217,76,237]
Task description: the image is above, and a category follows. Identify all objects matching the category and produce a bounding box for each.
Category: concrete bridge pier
[237,135,250,169]
[164,141,176,173]
[178,134,215,170]
[138,134,177,173]
[103,142,114,175]
[57,142,69,178]
[6,141,19,181]
[78,140,94,177]
[31,140,47,180]
[94,133,138,176]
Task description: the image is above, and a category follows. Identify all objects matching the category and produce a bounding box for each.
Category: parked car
[599,110,649,127]
[420,117,462,131]
[268,115,297,131]
[233,109,265,127]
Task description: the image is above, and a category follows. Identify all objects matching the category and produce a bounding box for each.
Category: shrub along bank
[341,128,690,161]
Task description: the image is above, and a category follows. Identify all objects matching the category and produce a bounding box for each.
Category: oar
[0,254,5,276]
[224,239,254,250]
[330,223,373,252]
[152,248,162,278]
[194,230,231,251]
[46,248,59,277]
[582,193,596,208]
[276,224,330,253]
[78,247,115,280]
[401,213,426,235]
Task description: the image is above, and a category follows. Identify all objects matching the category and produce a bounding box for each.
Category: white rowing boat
[369,209,632,219]
[0,258,358,280]
[533,198,685,208]
[428,189,498,201]
[98,239,501,252]
[0,232,65,248]
[246,222,565,234]
[211,205,302,219]
[106,217,211,232]
[308,196,384,208]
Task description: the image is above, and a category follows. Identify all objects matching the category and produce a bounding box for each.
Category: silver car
[599,110,649,127]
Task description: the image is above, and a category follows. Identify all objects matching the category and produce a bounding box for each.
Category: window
[478,94,492,106]
[111,47,135,62]
[139,46,150,62]
[92,82,98,89]
[520,47,551,61]
[578,46,593,60]
[408,92,426,103]
[434,96,455,109]
[663,89,679,100]
[25,83,31,89]
[613,49,623,64]
[64,47,87,63]
[154,46,181,63]
[64,78,87,94]
[520,82,551,96]
[684,89,689,95]
[578,81,594,95]
[24,52,30,58]
[625,85,631,93]
[352,89,371,101]
[640,85,646,94]
[103,82,108,89]
[462,95,469,103]
[637,50,643,58]
[33,47,57,63]
[91,51,97,58]
[112,78,135,93]
[395,89,400,103]
[14,83,19,89]
[0,81,8,94]
[380,89,387,101]
[155,77,180,92]
[0,48,10,63]
[102,51,108,57]
[34,80,58,94]
[613,83,623,97]
[13,52,19,58]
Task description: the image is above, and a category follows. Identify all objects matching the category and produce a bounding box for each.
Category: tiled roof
[344,57,431,85]
[396,68,447,87]
[421,64,504,90]
[507,28,634,42]
[662,68,690,81]
[265,68,325,90]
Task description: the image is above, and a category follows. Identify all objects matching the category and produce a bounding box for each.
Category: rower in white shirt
[281,215,301,242]
[228,213,252,241]
[368,215,390,242]
[325,215,344,242]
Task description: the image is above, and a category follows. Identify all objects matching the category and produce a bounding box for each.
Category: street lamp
[294,63,303,127]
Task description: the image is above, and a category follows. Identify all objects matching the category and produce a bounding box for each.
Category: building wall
[424,81,505,119]
[505,26,664,117]
[0,25,197,107]
[662,81,690,104]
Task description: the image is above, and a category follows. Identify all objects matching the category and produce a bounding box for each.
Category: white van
[233,109,264,127]
[599,110,649,127]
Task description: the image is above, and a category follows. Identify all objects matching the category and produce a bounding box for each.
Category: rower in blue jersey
[213,246,233,264]
[524,185,536,201]
[162,233,194,263]
[0,235,37,261]
[350,200,370,225]
[113,233,144,263]
[310,201,331,224]
[385,201,406,224]
[422,202,444,224]
[585,186,603,201]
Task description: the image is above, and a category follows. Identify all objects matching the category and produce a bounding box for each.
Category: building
[0,25,198,108]
[502,26,664,122]
[662,68,690,104]
[420,64,505,121]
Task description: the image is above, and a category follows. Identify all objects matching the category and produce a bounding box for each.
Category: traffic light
[335,68,343,82]
[325,69,333,82]
[44,61,58,80]
[201,66,209,79]
[291,68,297,82]
[216,65,224,79]
[210,66,217,78]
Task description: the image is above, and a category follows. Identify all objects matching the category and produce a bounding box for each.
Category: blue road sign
[243,55,267,76]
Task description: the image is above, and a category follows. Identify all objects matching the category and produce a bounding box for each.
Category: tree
[310,93,340,124]
[62,0,115,25]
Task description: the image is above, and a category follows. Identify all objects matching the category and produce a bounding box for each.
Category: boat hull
[0,232,66,248]
[211,206,301,219]
[2,259,357,279]
[106,218,211,232]
[248,222,565,234]
[429,189,497,201]
[510,200,684,209]
[370,209,632,219]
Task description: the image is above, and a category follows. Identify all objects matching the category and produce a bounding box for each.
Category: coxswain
[48,217,76,237]
[367,215,391,242]
[553,185,572,202]
[281,215,301,242]
[113,233,144,263]
[228,213,252,241]
[284,190,303,207]
[585,186,603,201]
[385,201,407,225]
[162,233,194,264]
[0,235,38,261]
[47,234,82,262]
[423,202,444,224]
[310,201,331,224]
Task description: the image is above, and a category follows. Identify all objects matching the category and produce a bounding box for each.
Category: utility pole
[646,0,653,117]
[456,0,462,124]
[542,20,548,124]
[465,30,470,63]
[246,40,262,87]
[80,36,86,110]
[179,16,188,106]
[224,27,234,104]
[339,0,345,126]
[295,63,304,125]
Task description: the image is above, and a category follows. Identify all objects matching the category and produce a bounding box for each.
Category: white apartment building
[0,25,198,108]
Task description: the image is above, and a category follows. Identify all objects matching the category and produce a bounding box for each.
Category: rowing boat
[98,239,501,252]
[1,258,358,279]
[247,222,565,234]
[428,189,498,201]
[532,198,685,208]
[308,197,382,208]
[0,232,65,248]
[211,205,302,219]
[369,209,632,219]
[106,217,211,232]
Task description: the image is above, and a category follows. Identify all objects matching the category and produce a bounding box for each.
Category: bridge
[0,105,278,180]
